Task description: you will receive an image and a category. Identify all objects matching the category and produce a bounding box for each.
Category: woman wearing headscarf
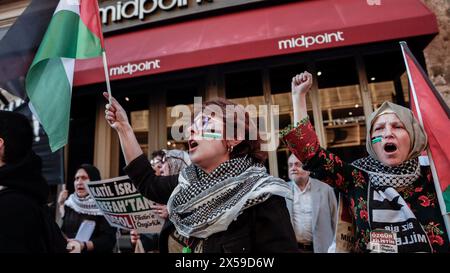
[282,71,449,253]
[150,149,165,176]
[132,149,191,252]
[104,92,297,253]
[62,164,117,253]
[153,149,191,220]
[160,149,191,177]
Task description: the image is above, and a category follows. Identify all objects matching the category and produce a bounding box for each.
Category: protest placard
[86,176,164,233]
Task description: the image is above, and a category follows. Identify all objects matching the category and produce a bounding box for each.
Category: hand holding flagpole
[102,51,112,105]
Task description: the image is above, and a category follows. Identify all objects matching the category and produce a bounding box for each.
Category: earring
[228,146,234,153]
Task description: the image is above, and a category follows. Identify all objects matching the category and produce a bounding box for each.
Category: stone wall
[422,0,450,106]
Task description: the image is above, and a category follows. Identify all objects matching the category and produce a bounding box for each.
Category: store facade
[70,0,438,182]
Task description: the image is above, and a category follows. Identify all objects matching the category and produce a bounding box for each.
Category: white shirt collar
[294,178,311,194]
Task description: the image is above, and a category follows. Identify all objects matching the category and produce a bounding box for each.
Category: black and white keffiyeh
[65,194,103,216]
[167,157,292,238]
[352,156,433,252]
[352,156,421,189]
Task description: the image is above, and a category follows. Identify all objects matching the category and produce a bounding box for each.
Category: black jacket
[124,154,298,253]
[0,152,67,253]
[62,206,117,253]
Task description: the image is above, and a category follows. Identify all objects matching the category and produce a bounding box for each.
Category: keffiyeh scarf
[65,193,103,216]
[167,157,292,238]
[352,156,421,189]
[367,186,432,252]
[352,156,432,252]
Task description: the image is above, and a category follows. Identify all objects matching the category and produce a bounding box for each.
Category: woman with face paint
[104,93,297,253]
[283,71,449,253]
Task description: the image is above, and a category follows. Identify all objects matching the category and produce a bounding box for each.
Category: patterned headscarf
[366,101,427,161]
[353,102,427,188]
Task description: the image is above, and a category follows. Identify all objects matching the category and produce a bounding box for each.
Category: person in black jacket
[0,111,67,253]
[104,92,298,253]
[61,164,117,253]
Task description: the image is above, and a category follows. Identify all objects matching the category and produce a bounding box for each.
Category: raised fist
[291,71,313,97]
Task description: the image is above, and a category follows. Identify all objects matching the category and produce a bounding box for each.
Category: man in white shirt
[285,154,338,253]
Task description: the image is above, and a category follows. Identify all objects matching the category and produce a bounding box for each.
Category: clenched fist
[292,71,313,97]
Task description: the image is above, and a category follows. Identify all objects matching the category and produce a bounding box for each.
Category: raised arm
[104,92,142,164]
[124,154,178,204]
[291,71,312,124]
[103,92,178,203]
[281,72,367,195]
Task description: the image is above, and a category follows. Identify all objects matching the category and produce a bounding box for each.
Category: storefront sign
[109,59,161,76]
[278,31,345,50]
[99,0,268,33]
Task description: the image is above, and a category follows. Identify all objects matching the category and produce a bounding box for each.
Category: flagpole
[102,50,112,104]
[400,41,450,242]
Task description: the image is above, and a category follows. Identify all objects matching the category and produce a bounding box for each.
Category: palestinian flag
[26,0,104,152]
[400,41,450,214]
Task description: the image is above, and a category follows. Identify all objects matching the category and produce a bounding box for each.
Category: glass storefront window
[364,51,410,110]
[118,93,150,175]
[317,57,367,162]
[226,70,265,127]
[166,79,204,151]
[130,109,149,156]
[400,72,410,104]
[225,70,265,124]
[269,64,310,181]
[225,70,272,170]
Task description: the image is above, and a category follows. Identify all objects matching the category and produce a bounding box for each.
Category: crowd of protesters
[0,72,448,253]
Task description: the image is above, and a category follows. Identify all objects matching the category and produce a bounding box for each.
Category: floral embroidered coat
[282,119,449,253]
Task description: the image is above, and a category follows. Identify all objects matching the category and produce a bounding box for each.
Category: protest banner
[86,176,164,233]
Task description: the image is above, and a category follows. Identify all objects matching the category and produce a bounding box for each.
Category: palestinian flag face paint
[202,132,223,139]
[371,136,382,144]
[193,115,224,140]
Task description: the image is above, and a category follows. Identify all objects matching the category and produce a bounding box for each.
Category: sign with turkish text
[86,176,164,233]
[369,229,398,253]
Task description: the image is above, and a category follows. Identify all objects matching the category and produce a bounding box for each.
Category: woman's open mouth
[188,140,199,152]
[383,143,398,153]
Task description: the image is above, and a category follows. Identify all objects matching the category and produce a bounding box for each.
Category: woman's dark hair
[0,111,33,164]
[151,149,166,159]
[203,98,267,164]
[77,164,101,181]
